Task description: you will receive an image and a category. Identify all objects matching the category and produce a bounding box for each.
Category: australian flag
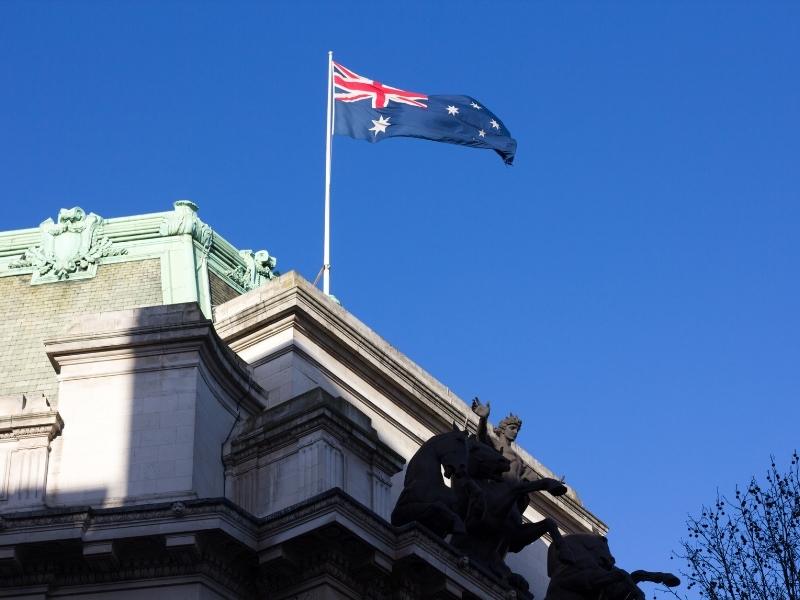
[333,62,517,165]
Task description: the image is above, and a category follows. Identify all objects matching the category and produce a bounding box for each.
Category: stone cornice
[0,412,64,441]
[0,202,276,312]
[213,272,607,535]
[258,489,512,598]
[0,490,517,599]
[214,272,477,435]
[43,303,269,416]
[0,395,63,441]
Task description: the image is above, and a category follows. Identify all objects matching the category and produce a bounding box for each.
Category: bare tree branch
[658,452,800,600]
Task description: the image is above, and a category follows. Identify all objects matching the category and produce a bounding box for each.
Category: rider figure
[471,397,567,513]
[472,398,537,483]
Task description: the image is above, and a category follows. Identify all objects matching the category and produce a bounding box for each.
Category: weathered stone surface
[0,260,162,401]
[42,302,268,508]
[227,387,404,519]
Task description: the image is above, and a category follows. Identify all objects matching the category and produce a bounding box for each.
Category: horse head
[437,423,471,480]
[548,533,615,577]
[467,436,511,481]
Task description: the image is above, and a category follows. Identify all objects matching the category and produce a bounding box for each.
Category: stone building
[0,202,605,599]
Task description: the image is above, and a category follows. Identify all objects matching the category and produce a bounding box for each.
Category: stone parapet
[40,302,269,509]
[0,201,278,319]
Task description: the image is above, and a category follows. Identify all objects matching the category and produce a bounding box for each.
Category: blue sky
[2,2,799,595]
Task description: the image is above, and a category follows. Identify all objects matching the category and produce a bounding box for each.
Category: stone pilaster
[226,387,405,519]
[0,394,63,510]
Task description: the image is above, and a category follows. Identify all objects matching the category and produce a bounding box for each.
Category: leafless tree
[662,452,800,600]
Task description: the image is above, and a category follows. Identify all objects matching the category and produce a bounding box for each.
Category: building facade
[0,202,605,599]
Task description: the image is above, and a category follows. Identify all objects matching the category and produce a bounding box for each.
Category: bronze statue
[391,424,470,536]
[471,398,567,547]
[472,398,552,487]
[446,398,568,592]
[391,401,680,598]
[545,534,680,600]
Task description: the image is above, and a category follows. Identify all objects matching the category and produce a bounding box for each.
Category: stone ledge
[0,489,518,599]
[214,272,469,431]
[43,302,270,416]
[0,394,63,440]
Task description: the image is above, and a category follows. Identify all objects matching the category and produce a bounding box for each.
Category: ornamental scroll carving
[226,249,278,291]
[159,200,212,247]
[8,207,127,283]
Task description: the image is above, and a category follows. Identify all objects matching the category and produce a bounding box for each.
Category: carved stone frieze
[13,424,63,440]
[0,540,256,598]
[0,394,64,442]
[8,207,126,283]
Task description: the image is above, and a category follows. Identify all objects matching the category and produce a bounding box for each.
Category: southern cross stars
[369,115,391,136]
[417,101,504,144]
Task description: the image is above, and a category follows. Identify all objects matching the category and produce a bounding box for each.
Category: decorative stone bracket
[227,249,278,291]
[159,200,278,291]
[158,200,212,247]
[0,394,63,509]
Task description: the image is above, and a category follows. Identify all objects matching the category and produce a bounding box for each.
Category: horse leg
[506,517,562,553]
[424,500,466,535]
[630,570,680,587]
[433,500,466,535]
[600,570,645,600]
[391,500,465,537]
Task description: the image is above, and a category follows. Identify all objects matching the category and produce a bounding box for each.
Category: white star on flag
[478,130,486,138]
[471,102,482,109]
[369,115,391,136]
[446,105,459,115]
[490,119,500,130]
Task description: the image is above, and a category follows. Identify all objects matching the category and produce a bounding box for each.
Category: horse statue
[443,398,568,591]
[391,423,475,537]
[545,533,680,600]
[451,434,567,589]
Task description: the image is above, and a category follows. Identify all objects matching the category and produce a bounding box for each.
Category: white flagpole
[323,51,334,295]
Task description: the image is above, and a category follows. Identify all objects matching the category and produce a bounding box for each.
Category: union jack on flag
[334,62,428,109]
[332,61,517,165]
